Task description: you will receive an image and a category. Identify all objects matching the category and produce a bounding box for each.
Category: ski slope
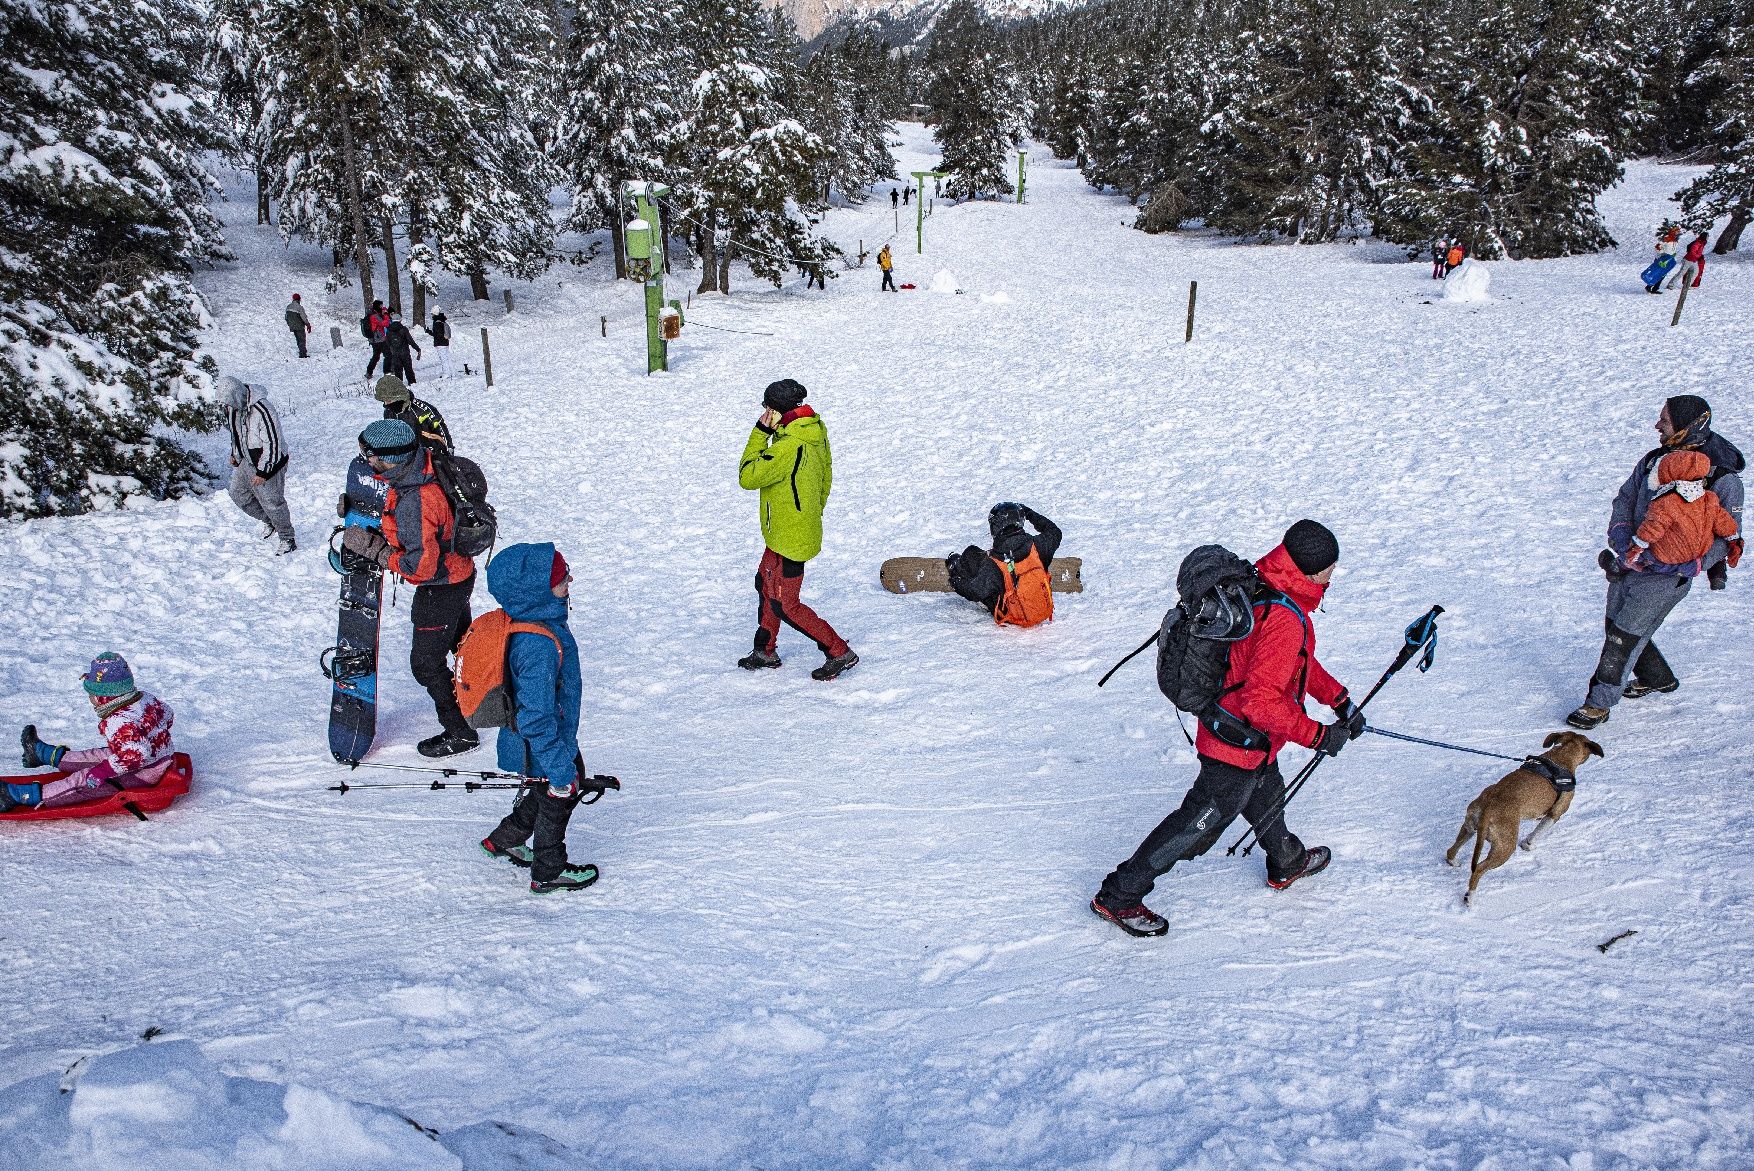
[0,125,1750,1169]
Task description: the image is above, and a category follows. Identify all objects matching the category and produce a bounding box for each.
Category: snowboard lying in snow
[880,556,1083,594]
[0,753,193,822]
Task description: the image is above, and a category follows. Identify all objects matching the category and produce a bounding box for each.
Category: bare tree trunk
[408,204,427,328]
[470,269,490,300]
[696,208,719,294]
[381,218,402,315]
[611,215,628,280]
[1712,206,1750,254]
[255,154,271,225]
[335,95,375,311]
[718,240,732,295]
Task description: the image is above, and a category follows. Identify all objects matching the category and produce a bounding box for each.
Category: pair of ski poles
[331,761,621,803]
[1227,605,1443,857]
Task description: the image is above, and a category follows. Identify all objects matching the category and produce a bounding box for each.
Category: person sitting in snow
[3,653,177,812]
[946,503,1063,628]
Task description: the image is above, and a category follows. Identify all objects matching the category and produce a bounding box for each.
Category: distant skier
[879,244,896,292]
[223,375,296,555]
[285,293,312,358]
[902,185,911,206]
[890,188,899,209]
[947,503,1062,627]
[736,378,858,680]
[1091,521,1360,937]
[344,419,480,757]
[1567,395,1743,729]
[383,310,422,384]
[428,310,453,379]
[1430,238,1449,280]
[362,300,390,378]
[477,543,613,894]
[3,654,176,812]
[374,375,453,452]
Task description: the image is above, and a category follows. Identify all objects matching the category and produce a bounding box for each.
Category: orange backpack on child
[453,610,562,729]
[992,547,1055,628]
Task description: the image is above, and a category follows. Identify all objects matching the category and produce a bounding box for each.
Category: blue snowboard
[325,457,390,764]
[1641,254,1676,288]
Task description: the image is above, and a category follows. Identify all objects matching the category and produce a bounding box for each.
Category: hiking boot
[418,730,480,758]
[20,725,40,769]
[811,650,860,681]
[737,649,782,670]
[260,522,276,540]
[531,863,599,895]
[1267,845,1331,890]
[1565,705,1610,730]
[275,536,297,555]
[480,838,533,867]
[1623,680,1679,699]
[1090,896,1168,937]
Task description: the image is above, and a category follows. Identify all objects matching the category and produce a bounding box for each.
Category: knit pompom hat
[82,652,135,697]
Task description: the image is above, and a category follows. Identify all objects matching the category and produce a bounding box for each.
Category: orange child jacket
[1633,450,1739,567]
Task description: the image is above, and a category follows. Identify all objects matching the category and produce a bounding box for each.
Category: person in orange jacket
[343,418,480,757]
[1092,520,1361,937]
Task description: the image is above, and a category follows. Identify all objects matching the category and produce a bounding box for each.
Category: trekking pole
[1229,605,1442,857]
[330,761,620,801]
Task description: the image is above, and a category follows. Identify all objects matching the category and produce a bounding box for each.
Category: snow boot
[1267,845,1331,891]
[1623,679,1678,699]
[530,863,599,895]
[275,536,297,555]
[260,522,276,540]
[811,650,860,681]
[418,730,480,758]
[737,649,782,670]
[20,726,64,770]
[0,782,42,812]
[1090,896,1168,938]
[480,838,534,867]
[1565,705,1610,730]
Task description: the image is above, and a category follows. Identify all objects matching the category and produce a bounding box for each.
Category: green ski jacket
[738,411,832,562]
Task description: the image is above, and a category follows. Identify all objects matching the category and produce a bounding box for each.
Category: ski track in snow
[1,126,1750,1168]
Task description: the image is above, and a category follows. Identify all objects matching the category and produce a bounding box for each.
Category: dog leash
[1364,726,1524,763]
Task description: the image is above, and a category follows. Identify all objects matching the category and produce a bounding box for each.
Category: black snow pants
[1099,755,1307,906]
[366,341,388,377]
[947,545,1001,614]
[488,751,586,883]
[410,574,474,736]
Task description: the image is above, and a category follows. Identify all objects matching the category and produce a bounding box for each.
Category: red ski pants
[754,549,847,658]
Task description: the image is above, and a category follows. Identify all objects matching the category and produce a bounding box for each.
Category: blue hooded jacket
[486,543,582,785]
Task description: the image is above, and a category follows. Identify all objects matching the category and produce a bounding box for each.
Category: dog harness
[1522,755,1577,795]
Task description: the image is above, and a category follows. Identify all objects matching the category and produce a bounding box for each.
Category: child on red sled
[2,653,177,812]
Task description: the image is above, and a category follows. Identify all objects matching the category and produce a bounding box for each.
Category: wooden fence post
[1670,275,1692,328]
[1185,281,1198,344]
[502,289,514,314]
[480,328,494,388]
[600,315,607,338]
[329,325,344,350]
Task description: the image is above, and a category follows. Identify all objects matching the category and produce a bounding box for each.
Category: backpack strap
[502,622,563,729]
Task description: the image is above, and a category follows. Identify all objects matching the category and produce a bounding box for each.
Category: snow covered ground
[1,125,1750,1168]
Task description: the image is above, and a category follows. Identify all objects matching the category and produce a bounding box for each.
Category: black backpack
[1155,545,1260,716]
[428,449,497,558]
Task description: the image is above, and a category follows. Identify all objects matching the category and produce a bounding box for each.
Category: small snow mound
[927,268,962,295]
[0,1040,580,1171]
[1442,258,1492,302]
[979,291,1011,304]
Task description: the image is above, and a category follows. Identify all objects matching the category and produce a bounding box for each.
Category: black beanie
[1664,394,1710,431]
[763,378,808,413]
[1283,519,1339,576]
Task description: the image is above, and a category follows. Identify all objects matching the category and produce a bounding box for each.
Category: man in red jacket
[1092,520,1363,937]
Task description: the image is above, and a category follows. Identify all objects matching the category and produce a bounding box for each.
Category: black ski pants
[1100,755,1306,906]
[881,269,896,292]
[291,325,308,357]
[410,574,474,736]
[366,342,387,377]
[488,751,586,883]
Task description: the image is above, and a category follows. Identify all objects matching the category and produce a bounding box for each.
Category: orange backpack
[453,609,562,729]
[1446,245,1464,266]
[992,546,1054,628]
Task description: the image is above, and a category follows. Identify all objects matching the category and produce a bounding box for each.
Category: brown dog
[1445,731,1604,905]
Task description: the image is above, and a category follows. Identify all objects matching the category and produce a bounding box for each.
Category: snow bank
[927,268,962,295]
[0,1041,578,1171]
[1442,257,1492,301]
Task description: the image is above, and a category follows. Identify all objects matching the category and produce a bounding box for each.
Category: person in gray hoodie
[223,375,296,554]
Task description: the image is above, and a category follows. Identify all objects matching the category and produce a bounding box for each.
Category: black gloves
[1598,548,1626,581]
[1314,723,1350,757]
[1332,697,1367,740]
[1708,561,1727,591]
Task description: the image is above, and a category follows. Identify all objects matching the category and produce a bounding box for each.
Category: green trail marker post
[624,180,672,374]
[911,168,947,254]
[1017,151,1027,204]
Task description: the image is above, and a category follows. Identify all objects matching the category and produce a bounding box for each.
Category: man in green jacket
[737,379,858,680]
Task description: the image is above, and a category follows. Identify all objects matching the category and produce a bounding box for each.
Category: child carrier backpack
[992,547,1054,628]
[428,448,497,558]
[454,610,562,730]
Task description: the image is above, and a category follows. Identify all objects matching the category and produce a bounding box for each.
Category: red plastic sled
[0,752,194,822]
